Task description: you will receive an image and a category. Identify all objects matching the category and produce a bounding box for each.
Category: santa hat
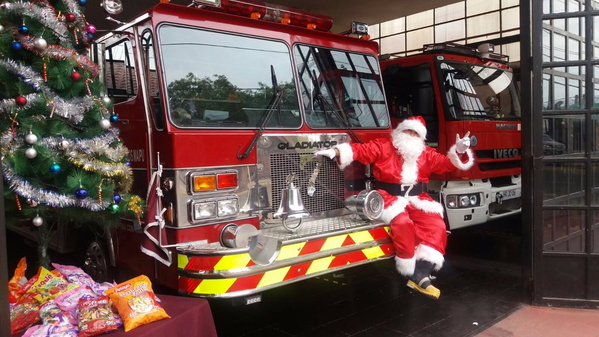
[394,116,427,139]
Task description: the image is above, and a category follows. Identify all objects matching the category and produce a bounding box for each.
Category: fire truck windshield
[439,62,521,121]
[294,45,389,129]
[159,25,301,129]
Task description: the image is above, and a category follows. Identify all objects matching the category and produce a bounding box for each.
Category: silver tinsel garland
[0,59,94,123]
[0,129,129,162]
[0,1,71,46]
[3,163,109,211]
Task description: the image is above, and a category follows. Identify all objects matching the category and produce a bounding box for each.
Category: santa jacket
[335,138,474,223]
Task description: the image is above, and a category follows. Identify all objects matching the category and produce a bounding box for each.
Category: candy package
[8,257,28,303]
[39,301,72,326]
[25,267,77,304]
[54,286,96,325]
[10,294,41,335]
[22,324,78,337]
[106,275,170,332]
[78,296,119,337]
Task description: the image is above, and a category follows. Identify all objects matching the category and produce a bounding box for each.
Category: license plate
[499,188,520,201]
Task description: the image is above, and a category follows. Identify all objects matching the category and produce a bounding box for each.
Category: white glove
[455,131,471,154]
[315,148,337,159]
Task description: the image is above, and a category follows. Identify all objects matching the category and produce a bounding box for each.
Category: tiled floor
[210,257,525,337]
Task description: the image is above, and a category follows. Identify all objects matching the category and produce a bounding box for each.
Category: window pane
[567,0,583,12]
[543,162,585,205]
[543,210,585,253]
[544,0,551,13]
[594,0,599,10]
[380,18,404,37]
[435,20,466,42]
[501,42,520,63]
[406,10,433,30]
[589,114,599,157]
[591,164,599,205]
[159,26,300,128]
[553,33,566,61]
[369,24,380,39]
[406,27,434,51]
[594,17,599,59]
[502,0,519,6]
[467,12,500,37]
[380,33,405,55]
[592,211,599,252]
[543,29,551,62]
[543,114,585,157]
[567,17,580,35]
[467,0,500,16]
[568,38,581,61]
[553,0,567,13]
[593,65,599,105]
[435,2,465,23]
[502,7,520,31]
[468,34,501,44]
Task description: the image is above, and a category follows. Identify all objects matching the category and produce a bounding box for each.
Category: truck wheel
[83,240,109,282]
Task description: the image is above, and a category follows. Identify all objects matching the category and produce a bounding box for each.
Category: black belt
[374,181,425,197]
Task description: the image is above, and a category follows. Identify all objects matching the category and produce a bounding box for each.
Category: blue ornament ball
[50,163,61,174]
[86,32,94,41]
[18,25,29,35]
[79,0,87,5]
[75,188,88,199]
[113,194,122,204]
[126,161,131,167]
[12,41,22,51]
[110,114,119,123]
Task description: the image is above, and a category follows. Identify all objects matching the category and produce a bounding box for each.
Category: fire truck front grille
[478,161,521,171]
[270,153,345,214]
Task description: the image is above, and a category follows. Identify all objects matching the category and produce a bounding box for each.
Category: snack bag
[78,296,119,337]
[26,267,78,304]
[39,302,72,326]
[8,257,27,303]
[106,275,170,332]
[10,294,41,335]
[55,286,96,325]
[22,324,78,337]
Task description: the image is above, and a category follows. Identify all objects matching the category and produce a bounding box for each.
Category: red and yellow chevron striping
[179,242,394,297]
[178,226,391,274]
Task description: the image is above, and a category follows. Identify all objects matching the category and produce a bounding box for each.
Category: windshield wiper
[310,70,362,144]
[237,65,285,160]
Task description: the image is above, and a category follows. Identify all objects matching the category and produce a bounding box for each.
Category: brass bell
[274,174,309,232]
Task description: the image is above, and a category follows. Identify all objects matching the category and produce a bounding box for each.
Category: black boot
[407,260,440,299]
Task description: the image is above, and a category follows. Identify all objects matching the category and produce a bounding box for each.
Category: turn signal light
[217,173,238,190]
[193,175,217,192]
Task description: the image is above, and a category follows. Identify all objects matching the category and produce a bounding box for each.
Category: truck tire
[83,240,110,282]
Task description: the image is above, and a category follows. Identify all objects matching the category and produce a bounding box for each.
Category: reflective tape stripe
[214,254,251,271]
[306,256,335,275]
[321,234,346,251]
[257,266,291,288]
[361,246,385,260]
[349,231,374,244]
[178,254,189,269]
[277,242,306,261]
[193,279,236,296]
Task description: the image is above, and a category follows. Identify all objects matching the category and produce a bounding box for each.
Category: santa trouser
[390,204,447,277]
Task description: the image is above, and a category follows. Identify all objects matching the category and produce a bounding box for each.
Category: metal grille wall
[529,0,599,306]
[270,153,345,214]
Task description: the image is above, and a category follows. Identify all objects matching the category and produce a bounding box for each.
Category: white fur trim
[380,197,409,223]
[395,256,415,276]
[415,244,444,271]
[401,158,418,184]
[447,145,474,170]
[395,119,427,139]
[407,196,445,217]
[335,143,354,170]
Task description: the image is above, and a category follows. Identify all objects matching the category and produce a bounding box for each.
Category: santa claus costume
[319,116,474,299]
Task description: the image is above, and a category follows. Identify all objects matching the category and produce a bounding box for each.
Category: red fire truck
[380,43,522,230]
[95,0,394,300]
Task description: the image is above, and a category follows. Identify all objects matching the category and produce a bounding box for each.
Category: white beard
[392,132,425,184]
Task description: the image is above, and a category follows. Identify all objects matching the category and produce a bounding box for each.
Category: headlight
[218,198,239,217]
[192,201,217,220]
[446,193,481,209]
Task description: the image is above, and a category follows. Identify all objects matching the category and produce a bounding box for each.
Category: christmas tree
[0,0,142,267]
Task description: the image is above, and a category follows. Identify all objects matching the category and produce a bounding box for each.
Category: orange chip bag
[8,257,27,303]
[105,275,169,332]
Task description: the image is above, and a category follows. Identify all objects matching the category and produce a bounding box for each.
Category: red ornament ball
[15,96,27,106]
[66,13,76,22]
[71,72,81,81]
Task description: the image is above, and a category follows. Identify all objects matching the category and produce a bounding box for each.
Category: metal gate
[527,0,599,306]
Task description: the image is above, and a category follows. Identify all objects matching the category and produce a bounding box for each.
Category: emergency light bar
[423,42,509,63]
[200,0,333,32]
